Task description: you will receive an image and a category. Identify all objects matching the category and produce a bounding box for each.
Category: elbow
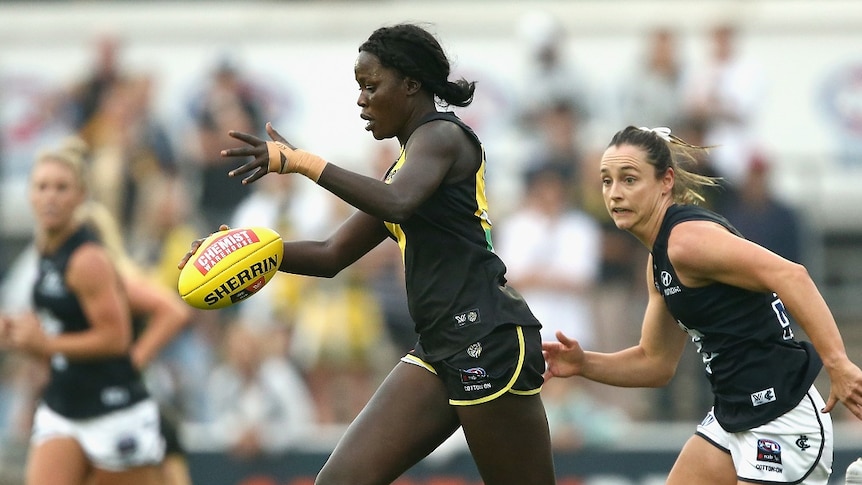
[646,362,677,388]
[381,199,417,224]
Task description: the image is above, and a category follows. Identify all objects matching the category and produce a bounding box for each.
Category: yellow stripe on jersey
[473,152,494,251]
[383,148,408,263]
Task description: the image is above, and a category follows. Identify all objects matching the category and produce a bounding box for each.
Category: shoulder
[66,242,119,291]
[666,220,735,272]
[411,117,475,148]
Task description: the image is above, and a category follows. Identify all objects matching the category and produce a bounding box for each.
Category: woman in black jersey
[179,23,556,485]
[543,125,862,484]
[0,139,168,485]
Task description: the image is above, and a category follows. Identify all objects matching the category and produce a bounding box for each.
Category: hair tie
[638,126,672,143]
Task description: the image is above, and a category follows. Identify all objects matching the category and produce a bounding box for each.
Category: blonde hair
[33,136,91,192]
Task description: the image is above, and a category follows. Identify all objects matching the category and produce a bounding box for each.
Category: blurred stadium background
[1,1,862,484]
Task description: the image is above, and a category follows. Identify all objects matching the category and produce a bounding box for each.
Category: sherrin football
[178,227,284,310]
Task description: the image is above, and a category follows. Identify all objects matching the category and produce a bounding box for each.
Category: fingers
[265,122,287,144]
[227,130,264,146]
[555,330,575,347]
[229,156,267,178]
[821,393,837,414]
[177,239,204,270]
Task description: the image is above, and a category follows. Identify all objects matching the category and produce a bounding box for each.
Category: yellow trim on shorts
[400,353,438,374]
[451,325,532,406]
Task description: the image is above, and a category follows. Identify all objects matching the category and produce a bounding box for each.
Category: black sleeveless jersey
[652,204,822,432]
[32,226,148,419]
[382,111,540,361]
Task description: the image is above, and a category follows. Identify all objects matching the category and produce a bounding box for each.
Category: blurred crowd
[0,10,833,466]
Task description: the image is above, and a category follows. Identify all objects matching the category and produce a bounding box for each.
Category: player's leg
[25,437,90,485]
[457,392,556,485]
[315,361,461,485]
[89,465,164,485]
[666,434,736,485]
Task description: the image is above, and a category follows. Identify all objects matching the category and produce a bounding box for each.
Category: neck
[633,199,673,250]
[36,223,80,255]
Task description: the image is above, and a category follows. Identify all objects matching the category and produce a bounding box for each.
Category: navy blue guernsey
[652,204,821,432]
[32,226,148,419]
[382,111,540,361]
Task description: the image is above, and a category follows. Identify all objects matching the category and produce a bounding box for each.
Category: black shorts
[402,325,544,406]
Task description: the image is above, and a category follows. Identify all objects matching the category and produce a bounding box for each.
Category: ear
[404,77,422,96]
[662,167,675,195]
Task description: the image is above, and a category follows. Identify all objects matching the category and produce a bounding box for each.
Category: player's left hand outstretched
[224,122,295,185]
[542,330,585,382]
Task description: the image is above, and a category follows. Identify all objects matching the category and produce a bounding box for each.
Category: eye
[601,178,611,186]
[624,176,637,184]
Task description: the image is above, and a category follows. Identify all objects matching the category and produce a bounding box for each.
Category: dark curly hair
[359,23,475,107]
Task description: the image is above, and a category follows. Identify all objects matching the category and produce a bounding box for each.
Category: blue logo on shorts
[117,436,138,456]
[460,367,487,383]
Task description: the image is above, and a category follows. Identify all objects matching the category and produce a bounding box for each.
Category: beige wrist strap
[266,141,327,182]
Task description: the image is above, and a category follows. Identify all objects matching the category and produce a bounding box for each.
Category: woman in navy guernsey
[179,23,555,485]
[543,125,862,484]
[0,139,166,484]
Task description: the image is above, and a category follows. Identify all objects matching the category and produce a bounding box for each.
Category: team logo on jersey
[466,342,482,358]
[661,271,673,287]
[751,387,776,407]
[38,262,66,297]
[454,309,481,328]
[756,439,782,464]
[384,168,398,184]
[659,270,682,296]
[796,435,811,451]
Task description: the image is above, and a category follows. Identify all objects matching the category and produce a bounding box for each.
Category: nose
[605,180,623,199]
[356,91,367,107]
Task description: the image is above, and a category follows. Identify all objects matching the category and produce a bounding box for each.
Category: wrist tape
[266,141,327,182]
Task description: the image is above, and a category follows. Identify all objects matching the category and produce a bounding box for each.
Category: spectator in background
[515,11,591,132]
[205,320,316,458]
[715,151,803,264]
[188,58,268,230]
[619,27,686,129]
[79,75,178,240]
[66,33,123,131]
[683,23,765,187]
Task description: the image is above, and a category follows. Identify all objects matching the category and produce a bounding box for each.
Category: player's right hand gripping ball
[178,227,283,309]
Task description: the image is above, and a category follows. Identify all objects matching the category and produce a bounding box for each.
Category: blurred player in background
[543,126,862,484]
[181,22,556,485]
[0,137,188,485]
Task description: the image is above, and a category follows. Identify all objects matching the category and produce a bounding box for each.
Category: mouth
[360,113,374,131]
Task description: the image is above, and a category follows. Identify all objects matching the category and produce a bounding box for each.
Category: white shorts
[31,399,165,472]
[696,385,833,484]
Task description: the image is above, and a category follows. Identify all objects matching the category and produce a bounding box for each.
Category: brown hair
[607,126,719,204]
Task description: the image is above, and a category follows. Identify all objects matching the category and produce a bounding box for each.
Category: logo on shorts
[466,342,482,358]
[756,439,782,464]
[454,309,481,328]
[699,412,715,427]
[751,387,776,407]
[117,435,139,456]
[796,435,810,451]
[460,367,492,392]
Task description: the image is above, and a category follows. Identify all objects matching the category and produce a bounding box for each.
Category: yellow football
[178,226,283,310]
